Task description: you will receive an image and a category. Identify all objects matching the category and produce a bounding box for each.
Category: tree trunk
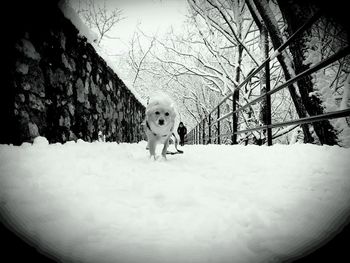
[251,0,314,143]
[231,0,243,144]
[246,0,269,143]
[276,0,338,145]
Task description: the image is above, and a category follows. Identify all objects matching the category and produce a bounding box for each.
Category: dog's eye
[155,111,160,115]
[165,112,169,116]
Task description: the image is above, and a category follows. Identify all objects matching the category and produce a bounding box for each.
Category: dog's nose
[159,119,164,125]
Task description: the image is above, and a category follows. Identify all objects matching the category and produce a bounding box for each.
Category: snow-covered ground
[0,137,350,263]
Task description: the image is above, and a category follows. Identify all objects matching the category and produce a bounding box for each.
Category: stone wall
[1,1,145,145]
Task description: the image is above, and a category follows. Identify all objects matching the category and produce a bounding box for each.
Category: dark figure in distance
[177,122,187,146]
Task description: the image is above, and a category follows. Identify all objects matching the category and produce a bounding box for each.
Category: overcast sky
[72,0,189,54]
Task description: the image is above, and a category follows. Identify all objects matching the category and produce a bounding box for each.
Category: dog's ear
[145,101,160,116]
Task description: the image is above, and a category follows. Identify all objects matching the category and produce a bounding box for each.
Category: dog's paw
[149,154,158,161]
[159,155,167,161]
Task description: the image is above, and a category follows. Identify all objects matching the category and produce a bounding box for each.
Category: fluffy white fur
[145,93,176,159]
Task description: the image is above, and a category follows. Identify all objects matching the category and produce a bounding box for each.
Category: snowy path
[0,138,350,263]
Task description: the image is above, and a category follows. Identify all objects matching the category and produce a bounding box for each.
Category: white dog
[145,93,176,159]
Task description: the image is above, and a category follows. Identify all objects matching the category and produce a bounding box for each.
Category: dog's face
[146,102,175,128]
[146,100,176,130]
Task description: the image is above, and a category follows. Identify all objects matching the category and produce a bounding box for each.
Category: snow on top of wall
[58,0,146,107]
[58,0,98,44]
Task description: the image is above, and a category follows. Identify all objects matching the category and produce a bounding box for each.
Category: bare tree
[76,0,124,45]
[128,30,156,88]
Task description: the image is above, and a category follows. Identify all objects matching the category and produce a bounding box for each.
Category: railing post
[197,125,199,145]
[197,123,199,145]
[232,92,238,144]
[201,121,204,144]
[265,48,272,146]
[208,114,211,144]
[199,122,202,145]
[217,107,221,144]
[202,119,205,144]
[192,127,197,144]
[198,123,201,145]
[192,128,194,145]
[193,126,197,144]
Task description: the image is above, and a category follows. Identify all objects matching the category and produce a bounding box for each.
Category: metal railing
[187,11,350,146]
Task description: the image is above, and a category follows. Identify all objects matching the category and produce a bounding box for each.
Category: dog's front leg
[148,141,157,160]
[161,139,170,159]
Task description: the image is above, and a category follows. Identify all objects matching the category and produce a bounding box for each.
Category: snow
[1,138,350,263]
